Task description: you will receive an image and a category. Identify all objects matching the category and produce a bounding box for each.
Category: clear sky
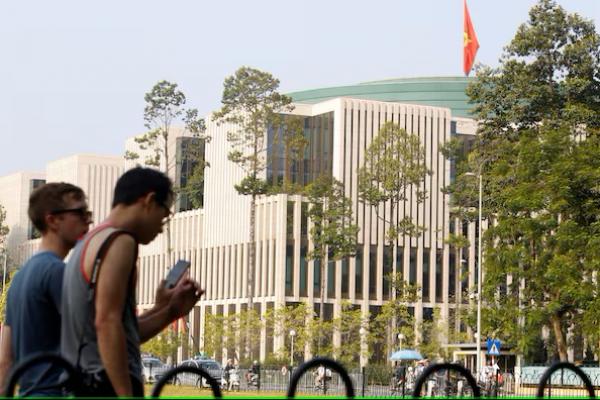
[0,0,598,176]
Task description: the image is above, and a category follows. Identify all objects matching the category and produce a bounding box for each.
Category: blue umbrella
[389,349,423,361]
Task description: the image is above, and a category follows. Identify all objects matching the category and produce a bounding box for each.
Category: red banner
[463,0,479,76]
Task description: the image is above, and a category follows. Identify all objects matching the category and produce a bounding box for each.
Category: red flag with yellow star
[463,0,479,76]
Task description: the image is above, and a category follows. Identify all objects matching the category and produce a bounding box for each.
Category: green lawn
[145,384,340,398]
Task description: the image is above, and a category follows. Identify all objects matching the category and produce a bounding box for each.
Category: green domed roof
[288,76,474,118]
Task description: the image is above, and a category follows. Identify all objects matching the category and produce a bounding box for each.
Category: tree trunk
[243,193,256,361]
[248,194,255,310]
[284,138,291,186]
[550,314,568,361]
[387,203,395,360]
[164,131,172,263]
[319,257,326,355]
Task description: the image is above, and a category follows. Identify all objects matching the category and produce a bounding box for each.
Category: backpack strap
[76,228,137,370]
[86,228,137,301]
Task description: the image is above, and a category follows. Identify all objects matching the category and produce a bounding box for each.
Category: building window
[341,258,349,299]
[301,202,308,237]
[461,255,469,304]
[314,259,321,295]
[175,137,205,211]
[436,250,443,303]
[287,201,294,239]
[369,245,377,300]
[327,260,335,298]
[449,250,456,300]
[28,179,46,239]
[285,243,294,296]
[449,307,456,332]
[266,112,334,188]
[409,248,417,285]
[383,246,392,300]
[355,247,363,300]
[368,305,383,363]
[300,244,307,297]
[423,307,434,321]
[422,249,430,300]
[396,246,404,278]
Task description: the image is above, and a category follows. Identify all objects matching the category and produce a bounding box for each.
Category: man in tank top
[61,167,203,397]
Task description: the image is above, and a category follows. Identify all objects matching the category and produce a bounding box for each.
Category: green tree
[358,121,430,242]
[333,301,366,367]
[0,204,11,324]
[202,313,225,359]
[213,67,294,310]
[0,271,15,325]
[369,272,420,362]
[305,175,359,352]
[125,80,208,255]
[236,309,263,363]
[267,302,311,363]
[222,313,239,362]
[276,116,308,193]
[141,327,183,362]
[418,308,450,361]
[179,160,208,209]
[465,0,600,361]
[0,204,8,250]
[306,317,334,358]
[126,80,207,170]
[201,309,262,364]
[357,124,429,357]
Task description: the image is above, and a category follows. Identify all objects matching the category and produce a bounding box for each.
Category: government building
[1,76,481,365]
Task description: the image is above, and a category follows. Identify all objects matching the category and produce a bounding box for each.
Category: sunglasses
[51,207,93,221]
[156,200,173,224]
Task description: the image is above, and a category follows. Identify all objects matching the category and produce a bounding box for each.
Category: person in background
[223,359,234,387]
[246,360,260,387]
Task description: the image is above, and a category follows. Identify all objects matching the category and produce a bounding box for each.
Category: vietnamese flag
[463,0,479,76]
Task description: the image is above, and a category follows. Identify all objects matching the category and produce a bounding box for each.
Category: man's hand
[153,280,172,310]
[167,278,204,320]
[139,275,203,343]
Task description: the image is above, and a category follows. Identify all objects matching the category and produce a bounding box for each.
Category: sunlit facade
[3,77,482,364]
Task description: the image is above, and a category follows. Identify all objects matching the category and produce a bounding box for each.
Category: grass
[146,384,283,397]
[146,384,597,399]
[145,384,353,398]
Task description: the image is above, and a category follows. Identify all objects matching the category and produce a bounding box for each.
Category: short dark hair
[112,167,173,208]
[29,183,86,232]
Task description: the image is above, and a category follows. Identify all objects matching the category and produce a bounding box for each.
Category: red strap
[79,222,113,283]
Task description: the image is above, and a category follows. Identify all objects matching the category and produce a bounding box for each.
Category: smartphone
[165,260,191,289]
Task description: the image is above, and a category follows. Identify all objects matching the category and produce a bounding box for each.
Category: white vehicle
[141,357,172,384]
[180,357,223,388]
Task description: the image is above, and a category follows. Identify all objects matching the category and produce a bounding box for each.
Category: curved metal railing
[150,364,222,398]
[411,362,481,398]
[6,351,600,398]
[536,362,595,398]
[286,357,355,398]
[4,352,81,397]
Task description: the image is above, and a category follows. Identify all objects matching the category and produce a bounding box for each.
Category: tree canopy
[464,0,600,361]
[358,121,430,241]
[214,67,294,310]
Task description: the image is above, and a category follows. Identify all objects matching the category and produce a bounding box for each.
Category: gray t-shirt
[60,227,141,382]
[5,251,65,395]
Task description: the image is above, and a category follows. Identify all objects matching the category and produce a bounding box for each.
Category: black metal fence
[5,353,600,398]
